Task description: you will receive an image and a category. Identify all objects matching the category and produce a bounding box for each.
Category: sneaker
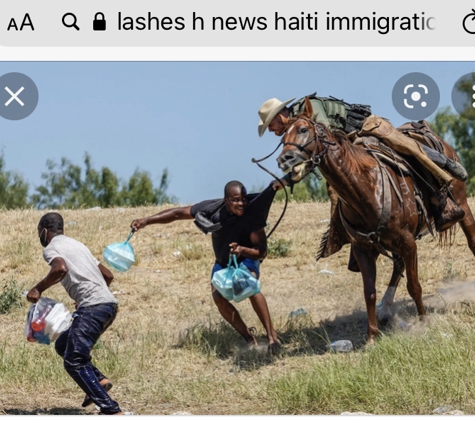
[82,381,113,408]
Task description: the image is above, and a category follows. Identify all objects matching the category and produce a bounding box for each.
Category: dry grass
[1,200,475,415]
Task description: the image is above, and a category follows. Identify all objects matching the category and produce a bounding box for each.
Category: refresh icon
[462,9,475,34]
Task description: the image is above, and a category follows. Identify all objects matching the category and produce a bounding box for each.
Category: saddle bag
[345,103,373,133]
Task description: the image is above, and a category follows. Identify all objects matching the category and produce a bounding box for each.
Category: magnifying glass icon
[62,13,80,31]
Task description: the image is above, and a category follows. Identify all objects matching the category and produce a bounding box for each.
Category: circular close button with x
[0,72,39,121]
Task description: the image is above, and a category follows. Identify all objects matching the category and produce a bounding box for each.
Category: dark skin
[27,224,118,410]
[131,185,281,351]
[27,226,114,304]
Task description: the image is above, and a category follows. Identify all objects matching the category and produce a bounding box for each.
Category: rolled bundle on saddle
[358,115,467,232]
[359,115,467,185]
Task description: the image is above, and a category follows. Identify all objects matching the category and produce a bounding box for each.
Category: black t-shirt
[190,183,277,266]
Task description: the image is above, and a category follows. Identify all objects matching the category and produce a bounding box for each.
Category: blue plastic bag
[211,255,261,303]
[103,229,135,272]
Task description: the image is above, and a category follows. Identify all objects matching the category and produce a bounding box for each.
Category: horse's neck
[319,143,380,217]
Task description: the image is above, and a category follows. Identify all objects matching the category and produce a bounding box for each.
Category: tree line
[2,79,475,209]
[0,152,175,209]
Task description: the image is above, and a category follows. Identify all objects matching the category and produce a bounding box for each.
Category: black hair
[38,212,64,234]
[224,180,246,198]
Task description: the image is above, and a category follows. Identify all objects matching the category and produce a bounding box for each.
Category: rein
[251,148,289,239]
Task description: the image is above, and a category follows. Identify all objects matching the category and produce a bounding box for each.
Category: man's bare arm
[229,228,267,261]
[99,263,114,286]
[27,257,69,303]
[131,206,194,232]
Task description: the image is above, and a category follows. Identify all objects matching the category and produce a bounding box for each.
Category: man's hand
[27,287,41,303]
[271,178,288,191]
[229,242,243,257]
[131,218,147,232]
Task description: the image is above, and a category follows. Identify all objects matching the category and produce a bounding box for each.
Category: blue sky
[1,61,474,204]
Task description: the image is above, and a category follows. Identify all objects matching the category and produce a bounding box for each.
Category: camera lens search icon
[392,72,440,120]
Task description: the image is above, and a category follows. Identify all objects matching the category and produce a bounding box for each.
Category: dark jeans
[55,302,120,415]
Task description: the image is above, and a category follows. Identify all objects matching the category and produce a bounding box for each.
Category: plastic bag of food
[25,297,71,345]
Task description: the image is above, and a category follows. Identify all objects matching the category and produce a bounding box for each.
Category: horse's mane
[317,123,376,173]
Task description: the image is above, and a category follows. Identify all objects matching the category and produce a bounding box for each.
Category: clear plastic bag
[211,256,261,303]
[25,297,72,345]
[211,263,234,301]
[103,229,135,272]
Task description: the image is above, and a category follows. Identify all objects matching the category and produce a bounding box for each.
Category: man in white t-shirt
[27,212,123,415]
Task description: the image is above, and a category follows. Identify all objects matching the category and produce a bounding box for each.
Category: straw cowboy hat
[257,97,295,137]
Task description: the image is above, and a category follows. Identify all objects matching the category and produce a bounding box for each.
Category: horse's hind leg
[377,254,405,324]
[450,180,475,256]
[458,201,475,257]
[400,237,426,317]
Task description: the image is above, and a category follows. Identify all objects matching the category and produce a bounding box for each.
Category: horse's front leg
[352,244,380,344]
[400,235,426,317]
[377,254,405,325]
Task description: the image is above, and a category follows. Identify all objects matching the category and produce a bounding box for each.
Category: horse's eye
[299,128,308,134]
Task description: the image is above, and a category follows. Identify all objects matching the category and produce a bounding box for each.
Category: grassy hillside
[1,201,475,415]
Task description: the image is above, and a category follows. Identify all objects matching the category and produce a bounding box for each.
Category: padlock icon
[93,12,106,31]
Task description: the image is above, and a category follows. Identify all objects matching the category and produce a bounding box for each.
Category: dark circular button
[0,72,39,121]
[451,72,475,120]
[392,72,439,120]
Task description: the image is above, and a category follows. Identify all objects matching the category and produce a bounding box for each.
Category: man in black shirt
[130,180,281,352]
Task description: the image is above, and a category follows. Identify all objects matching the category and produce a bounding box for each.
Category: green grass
[2,204,475,414]
[267,309,475,414]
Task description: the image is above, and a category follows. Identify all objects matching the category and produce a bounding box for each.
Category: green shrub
[267,238,292,258]
[0,278,23,314]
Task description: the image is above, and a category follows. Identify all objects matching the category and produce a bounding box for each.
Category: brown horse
[276,97,475,344]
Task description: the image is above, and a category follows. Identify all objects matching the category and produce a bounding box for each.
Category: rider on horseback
[257,94,468,266]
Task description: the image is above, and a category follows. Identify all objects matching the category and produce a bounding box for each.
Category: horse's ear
[304,97,313,119]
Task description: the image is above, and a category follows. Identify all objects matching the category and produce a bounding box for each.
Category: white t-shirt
[43,234,118,308]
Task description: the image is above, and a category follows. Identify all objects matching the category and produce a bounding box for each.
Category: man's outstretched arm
[131,206,194,232]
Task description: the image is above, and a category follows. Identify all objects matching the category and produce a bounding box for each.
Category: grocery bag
[25,297,72,345]
[103,229,135,272]
[211,255,261,303]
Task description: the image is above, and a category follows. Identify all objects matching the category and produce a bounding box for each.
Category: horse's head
[277,97,324,182]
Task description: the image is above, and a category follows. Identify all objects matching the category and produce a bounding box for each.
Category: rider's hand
[131,218,147,232]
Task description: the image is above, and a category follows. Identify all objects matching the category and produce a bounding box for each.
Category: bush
[0,278,23,314]
[267,238,292,258]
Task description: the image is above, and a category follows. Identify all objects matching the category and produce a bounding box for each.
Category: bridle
[280,117,337,171]
[251,117,336,238]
